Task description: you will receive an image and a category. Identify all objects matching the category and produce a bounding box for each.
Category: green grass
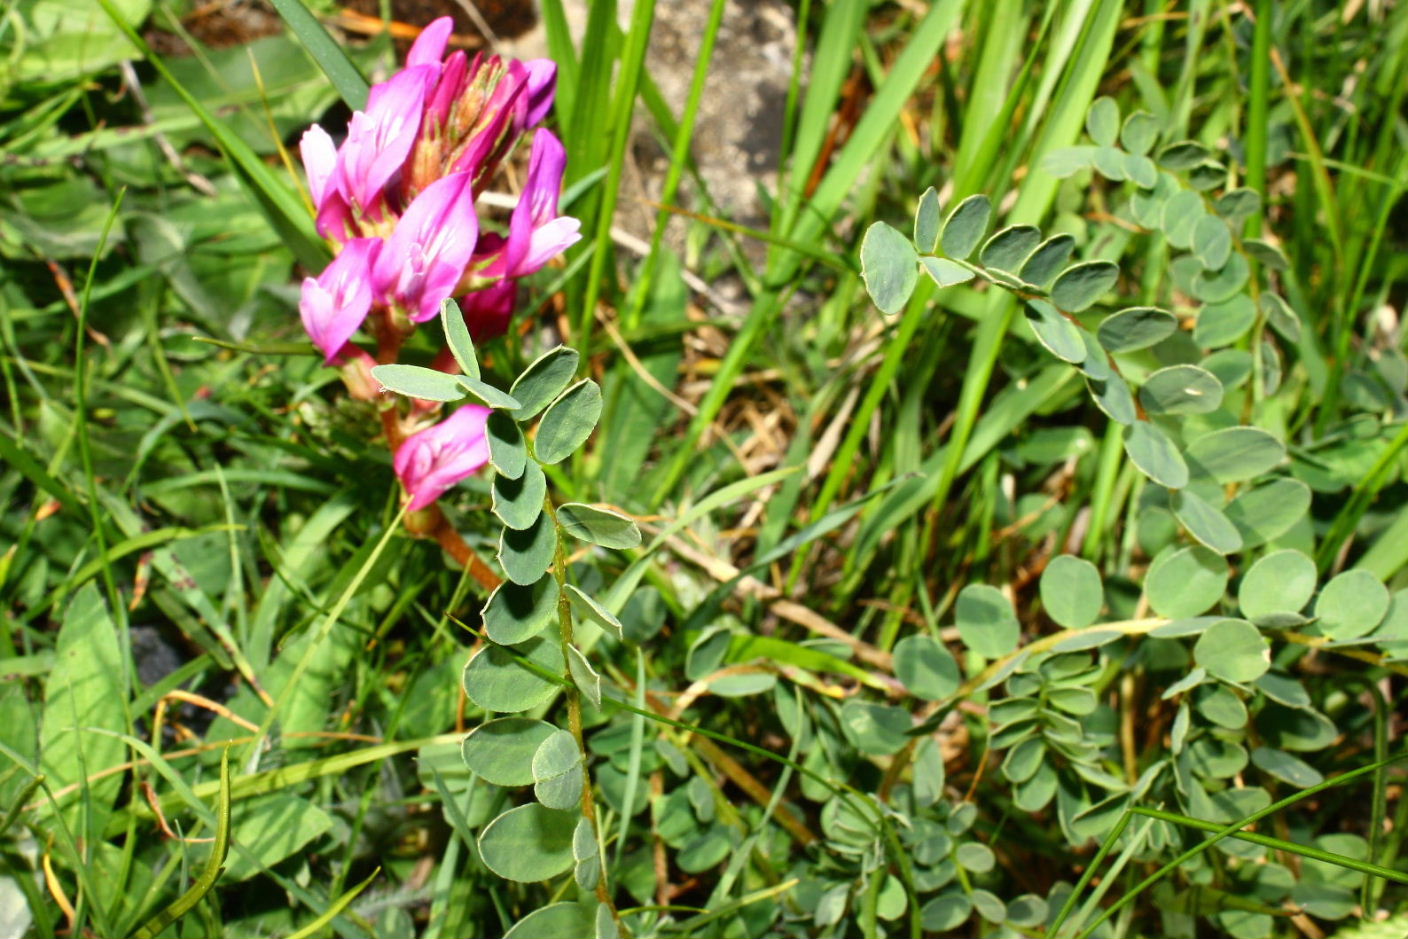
[2,1,1408,937]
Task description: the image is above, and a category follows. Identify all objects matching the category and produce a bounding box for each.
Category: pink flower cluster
[297,18,580,514]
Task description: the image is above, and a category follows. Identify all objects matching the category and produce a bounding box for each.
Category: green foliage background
[2,1,1408,937]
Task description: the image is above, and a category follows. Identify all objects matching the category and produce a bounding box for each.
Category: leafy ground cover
[3,1,1408,937]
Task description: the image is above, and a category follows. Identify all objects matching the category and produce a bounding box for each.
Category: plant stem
[545,496,623,929]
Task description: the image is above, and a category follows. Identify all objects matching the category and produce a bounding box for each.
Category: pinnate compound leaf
[564,584,624,640]
[487,411,527,479]
[1131,173,1174,227]
[1194,619,1270,684]
[923,891,974,932]
[463,637,564,713]
[1251,747,1324,788]
[1225,478,1310,548]
[566,644,602,708]
[535,380,602,464]
[462,718,557,786]
[510,346,580,420]
[1260,293,1301,342]
[1098,306,1177,352]
[1158,140,1213,170]
[1040,555,1104,629]
[913,186,942,253]
[483,576,559,645]
[1194,295,1256,348]
[940,194,992,260]
[1172,489,1243,555]
[841,700,913,756]
[893,635,960,700]
[1185,426,1285,483]
[921,256,976,287]
[1087,373,1137,425]
[1025,300,1085,363]
[458,375,522,410]
[1192,253,1250,303]
[1316,569,1390,640]
[956,584,1020,659]
[1245,239,1290,272]
[439,298,479,380]
[372,364,466,402]
[1146,545,1228,618]
[1019,234,1076,288]
[1093,146,1127,181]
[979,225,1042,272]
[1051,261,1120,312]
[860,221,919,314]
[1124,152,1158,188]
[1085,96,1120,146]
[1003,737,1047,784]
[478,804,577,882]
[1238,550,1317,624]
[1124,421,1189,488]
[1192,215,1232,270]
[557,503,641,549]
[1215,188,1262,224]
[503,903,594,939]
[1120,111,1159,155]
[1139,365,1224,415]
[1041,145,1095,178]
[498,511,558,585]
[493,459,547,530]
[532,730,583,810]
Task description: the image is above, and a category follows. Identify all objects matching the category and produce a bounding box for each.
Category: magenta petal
[461,280,518,340]
[372,171,479,322]
[426,50,468,128]
[516,216,582,277]
[406,16,453,69]
[300,125,338,207]
[500,130,574,277]
[394,405,492,510]
[521,59,558,128]
[523,129,567,223]
[341,66,432,209]
[299,238,381,361]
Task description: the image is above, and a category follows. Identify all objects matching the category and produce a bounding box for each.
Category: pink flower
[519,59,557,130]
[336,65,434,212]
[394,405,492,511]
[460,279,518,340]
[372,171,479,322]
[300,125,337,206]
[406,17,454,70]
[479,129,580,279]
[299,238,381,361]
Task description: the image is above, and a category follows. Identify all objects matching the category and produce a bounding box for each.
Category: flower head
[299,237,381,361]
[372,171,479,322]
[477,129,580,280]
[336,65,433,213]
[393,405,492,511]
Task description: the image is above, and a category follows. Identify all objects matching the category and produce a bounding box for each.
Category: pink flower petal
[406,16,454,69]
[521,59,558,128]
[299,124,338,207]
[299,238,381,361]
[340,65,434,209]
[394,405,492,510]
[372,171,479,322]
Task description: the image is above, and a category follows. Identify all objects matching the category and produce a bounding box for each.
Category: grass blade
[132,749,232,939]
[266,0,370,109]
[96,0,328,271]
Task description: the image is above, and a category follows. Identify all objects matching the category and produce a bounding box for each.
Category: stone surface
[507,0,797,250]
